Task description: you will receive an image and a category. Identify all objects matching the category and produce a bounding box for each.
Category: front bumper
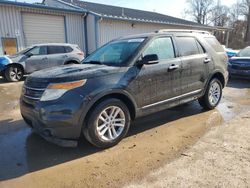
[228,67,250,78]
[20,96,85,147]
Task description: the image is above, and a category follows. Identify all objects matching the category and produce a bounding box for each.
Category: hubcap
[208,81,221,106]
[96,106,126,141]
[10,67,22,80]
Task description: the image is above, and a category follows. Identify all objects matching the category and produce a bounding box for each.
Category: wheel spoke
[108,128,113,139]
[99,115,107,123]
[100,126,109,136]
[111,126,118,138]
[113,108,121,118]
[97,123,107,131]
[113,123,125,127]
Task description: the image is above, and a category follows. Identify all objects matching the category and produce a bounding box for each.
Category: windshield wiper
[84,60,103,65]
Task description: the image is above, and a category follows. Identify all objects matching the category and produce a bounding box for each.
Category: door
[47,46,68,68]
[22,13,65,46]
[135,37,182,108]
[175,36,208,95]
[25,46,49,73]
[2,38,17,55]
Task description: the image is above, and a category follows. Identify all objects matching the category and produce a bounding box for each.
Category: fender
[0,56,11,72]
[202,69,227,96]
[78,88,138,126]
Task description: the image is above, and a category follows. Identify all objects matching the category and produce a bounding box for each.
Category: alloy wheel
[96,106,126,141]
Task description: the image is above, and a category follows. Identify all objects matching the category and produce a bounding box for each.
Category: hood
[229,57,250,65]
[8,54,26,63]
[29,64,122,82]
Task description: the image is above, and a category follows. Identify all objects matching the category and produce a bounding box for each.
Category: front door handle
[42,57,48,60]
[168,64,180,70]
[204,58,211,63]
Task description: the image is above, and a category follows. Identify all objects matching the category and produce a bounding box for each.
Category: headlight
[40,79,87,101]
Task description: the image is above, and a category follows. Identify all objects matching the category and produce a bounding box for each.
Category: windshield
[14,46,35,56]
[237,47,250,57]
[83,38,145,66]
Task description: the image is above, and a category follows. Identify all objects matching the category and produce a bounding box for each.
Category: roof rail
[156,29,211,35]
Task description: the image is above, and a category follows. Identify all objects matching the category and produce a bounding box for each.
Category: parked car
[0,43,84,82]
[228,46,250,79]
[20,30,228,148]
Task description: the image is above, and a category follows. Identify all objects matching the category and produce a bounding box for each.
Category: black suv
[20,30,228,148]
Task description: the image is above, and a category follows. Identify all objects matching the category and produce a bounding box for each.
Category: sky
[12,0,237,19]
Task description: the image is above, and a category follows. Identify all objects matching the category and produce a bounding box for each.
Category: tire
[198,78,222,110]
[4,66,24,82]
[83,98,131,148]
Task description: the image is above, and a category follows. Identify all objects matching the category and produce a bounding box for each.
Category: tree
[210,0,229,27]
[185,0,214,24]
[240,0,250,43]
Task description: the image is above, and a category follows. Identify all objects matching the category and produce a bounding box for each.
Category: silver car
[0,43,84,82]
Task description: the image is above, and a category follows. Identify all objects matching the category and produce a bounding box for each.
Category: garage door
[22,13,65,46]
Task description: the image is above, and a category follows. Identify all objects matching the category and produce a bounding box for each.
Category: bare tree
[210,0,229,27]
[240,0,250,42]
[185,0,214,24]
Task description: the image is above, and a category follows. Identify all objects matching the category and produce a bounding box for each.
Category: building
[0,0,215,56]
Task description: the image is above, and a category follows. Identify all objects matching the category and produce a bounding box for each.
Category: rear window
[176,37,202,56]
[65,46,73,53]
[204,37,224,52]
[48,46,65,54]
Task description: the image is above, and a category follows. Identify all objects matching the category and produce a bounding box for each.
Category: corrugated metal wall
[65,14,85,51]
[0,4,85,55]
[98,19,194,47]
[86,14,97,54]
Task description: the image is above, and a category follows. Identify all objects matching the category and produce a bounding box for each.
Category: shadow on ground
[227,77,250,89]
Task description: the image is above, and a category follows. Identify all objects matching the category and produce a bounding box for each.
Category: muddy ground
[0,77,249,188]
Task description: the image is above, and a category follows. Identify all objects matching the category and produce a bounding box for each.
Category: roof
[0,0,85,14]
[60,0,213,29]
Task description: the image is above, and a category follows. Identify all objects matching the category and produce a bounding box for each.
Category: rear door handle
[204,58,211,63]
[168,64,180,70]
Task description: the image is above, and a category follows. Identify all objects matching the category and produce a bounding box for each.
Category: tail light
[77,52,84,56]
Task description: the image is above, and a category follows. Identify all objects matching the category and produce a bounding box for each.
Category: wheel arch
[64,59,80,65]
[80,90,137,129]
[210,71,226,88]
[5,63,25,72]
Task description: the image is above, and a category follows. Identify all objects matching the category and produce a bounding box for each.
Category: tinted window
[143,37,175,60]
[28,46,47,56]
[65,46,73,53]
[204,37,224,52]
[48,46,65,54]
[176,37,201,56]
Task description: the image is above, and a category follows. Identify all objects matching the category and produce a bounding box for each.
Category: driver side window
[29,46,47,56]
[143,37,175,60]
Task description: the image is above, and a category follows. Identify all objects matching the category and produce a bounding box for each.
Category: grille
[231,64,250,70]
[23,78,49,105]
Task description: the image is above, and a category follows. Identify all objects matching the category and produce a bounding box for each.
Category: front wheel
[198,78,222,110]
[83,98,131,148]
[4,66,24,82]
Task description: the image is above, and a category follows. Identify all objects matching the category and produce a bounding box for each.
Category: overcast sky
[12,0,237,19]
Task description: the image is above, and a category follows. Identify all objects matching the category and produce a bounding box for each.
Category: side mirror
[140,54,159,65]
[26,52,33,58]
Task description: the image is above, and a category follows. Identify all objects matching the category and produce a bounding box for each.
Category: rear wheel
[83,98,131,148]
[198,78,222,110]
[4,66,24,82]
